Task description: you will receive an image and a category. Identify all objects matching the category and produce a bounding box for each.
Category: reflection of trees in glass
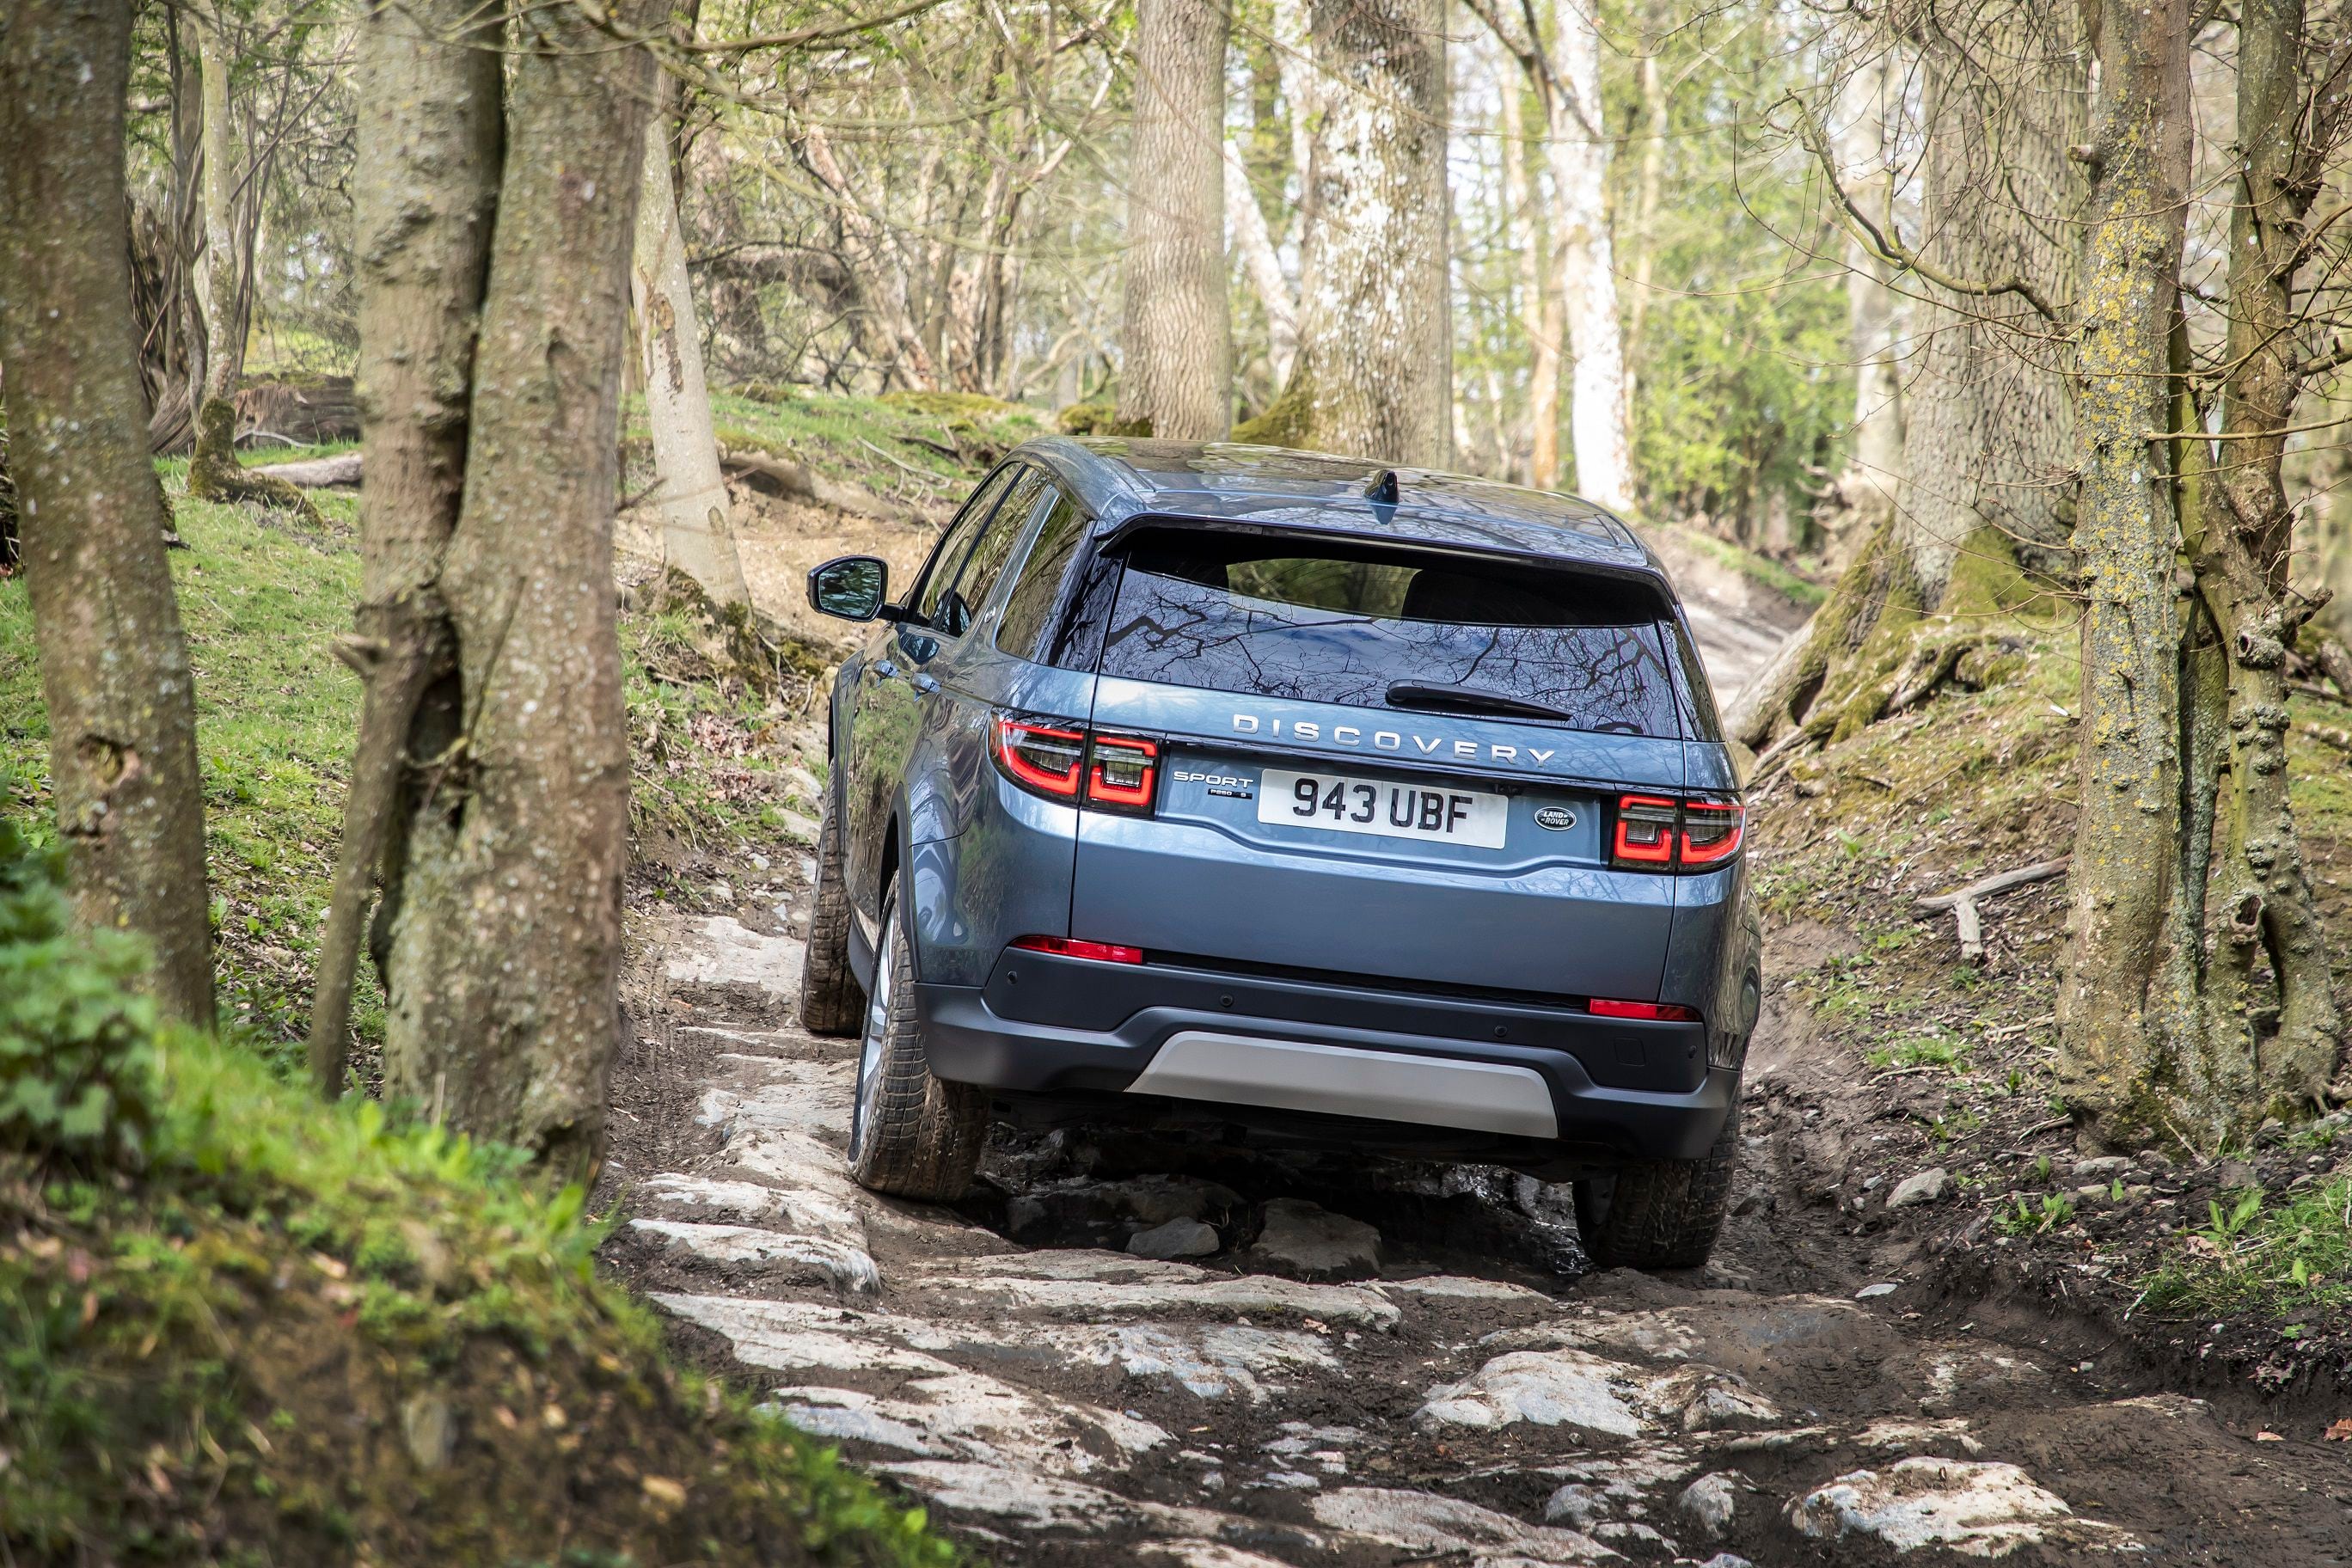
[1099,568,1677,737]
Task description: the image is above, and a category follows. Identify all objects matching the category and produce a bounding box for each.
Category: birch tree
[0,0,217,1027]
[1118,0,1232,439]
[1834,45,1903,521]
[1243,0,1451,467]
[1225,137,1297,388]
[634,108,753,606]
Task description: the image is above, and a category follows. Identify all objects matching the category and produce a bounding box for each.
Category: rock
[1246,1199,1380,1281]
[1889,1167,1950,1208]
[1680,1472,1739,1536]
[1788,1458,2092,1555]
[1416,1348,1645,1436]
[400,1391,455,1471]
[781,809,820,842]
[2072,1155,2129,1179]
[1699,1557,1755,1568]
[1130,1217,1221,1259]
[2216,1159,2260,1192]
[1855,1282,1898,1299]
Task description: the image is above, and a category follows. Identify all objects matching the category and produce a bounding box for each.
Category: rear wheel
[847,888,987,1201]
[1573,1103,1740,1271]
[798,797,862,1037]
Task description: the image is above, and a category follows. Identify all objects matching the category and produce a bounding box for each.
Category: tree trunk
[1271,0,1450,466]
[2096,0,2344,1141]
[633,106,752,606]
[1500,75,1561,489]
[1547,0,1629,509]
[377,0,658,1176]
[0,0,216,1028]
[2055,0,2192,1141]
[195,0,241,405]
[305,0,502,1094]
[1893,1,2084,600]
[1224,136,1297,389]
[1118,0,1231,440]
[1835,46,1903,521]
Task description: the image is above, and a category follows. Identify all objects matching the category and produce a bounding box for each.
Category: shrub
[0,823,163,1161]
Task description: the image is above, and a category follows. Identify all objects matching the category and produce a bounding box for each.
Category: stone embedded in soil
[1889,1167,1950,1208]
[1679,1472,1738,1536]
[1128,1216,1221,1259]
[664,915,803,995]
[922,1257,1401,1327]
[1417,1347,1778,1438]
[769,1371,1169,1475]
[1787,1457,2125,1557]
[1245,1198,1381,1280]
[1311,1487,1613,1565]
[628,1218,880,1294]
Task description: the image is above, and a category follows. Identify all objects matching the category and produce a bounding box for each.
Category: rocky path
[603,903,2352,1567]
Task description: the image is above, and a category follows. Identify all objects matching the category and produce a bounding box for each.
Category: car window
[911,465,1018,627]
[1093,530,1685,738]
[994,488,1089,661]
[936,469,1051,637]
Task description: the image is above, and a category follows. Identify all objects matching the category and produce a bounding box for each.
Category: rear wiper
[1383,682,1575,724]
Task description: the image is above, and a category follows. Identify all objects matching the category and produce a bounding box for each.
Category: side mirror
[806,555,890,622]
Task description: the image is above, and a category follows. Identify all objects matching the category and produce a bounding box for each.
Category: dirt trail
[602,892,2352,1568]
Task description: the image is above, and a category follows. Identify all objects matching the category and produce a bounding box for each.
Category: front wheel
[846,888,987,1201]
[1573,1103,1740,1271]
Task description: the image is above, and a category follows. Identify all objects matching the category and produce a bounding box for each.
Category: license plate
[1258,769,1508,848]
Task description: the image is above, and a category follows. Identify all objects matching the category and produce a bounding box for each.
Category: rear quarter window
[994,490,1088,662]
[1093,530,1685,738]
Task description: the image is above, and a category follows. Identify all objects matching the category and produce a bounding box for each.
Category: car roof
[1012,436,1665,579]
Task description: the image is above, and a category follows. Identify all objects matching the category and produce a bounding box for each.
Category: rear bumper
[911,952,1737,1167]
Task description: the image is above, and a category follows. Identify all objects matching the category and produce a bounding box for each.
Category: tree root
[185,396,327,527]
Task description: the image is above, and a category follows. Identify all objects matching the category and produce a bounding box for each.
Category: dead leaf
[2324,1419,2352,1442]
[641,1475,688,1509]
[2255,1430,2285,1442]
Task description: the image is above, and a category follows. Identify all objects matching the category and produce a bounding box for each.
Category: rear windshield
[1094,531,1685,738]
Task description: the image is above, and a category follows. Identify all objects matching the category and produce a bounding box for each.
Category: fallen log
[719,445,908,523]
[254,451,364,489]
[1914,858,2071,966]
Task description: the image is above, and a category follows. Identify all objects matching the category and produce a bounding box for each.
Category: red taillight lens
[1680,799,1744,867]
[991,714,1085,798]
[1612,795,1679,866]
[1087,733,1158,813]
[1010,934,1144,965]
[1589,997,1702,1022]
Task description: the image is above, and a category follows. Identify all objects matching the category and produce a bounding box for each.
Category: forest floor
[596,499,2352,1566]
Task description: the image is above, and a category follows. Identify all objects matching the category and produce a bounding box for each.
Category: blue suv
[800,440,1761,1268]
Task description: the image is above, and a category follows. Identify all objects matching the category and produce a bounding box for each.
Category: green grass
[623,387,1042,504]
[1651,519,1828,605]
[2138,1179,2352,1320]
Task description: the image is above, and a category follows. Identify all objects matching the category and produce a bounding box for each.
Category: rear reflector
[1011,934,1145,965]
[1589,997,1701,1023]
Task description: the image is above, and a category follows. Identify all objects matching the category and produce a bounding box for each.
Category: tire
[1573,1102,1741,1271]
[846,887,987,1201]
[798,797,863,1038]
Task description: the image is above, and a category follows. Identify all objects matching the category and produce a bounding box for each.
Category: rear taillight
[1680,799,1745,867]
[991,714,1085,798]
[990,712,1160,814]
[1612,795,1678,866]
[1010,934,1144,965]
[1086,733,1159,814]
[1589,997,1702,1022]
[1609,793,1745,873]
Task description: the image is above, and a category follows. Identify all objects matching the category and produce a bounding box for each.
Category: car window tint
[912,466,1018,626]
[937,469,1050,637]
[1094,531,1683,738]
[994,489,1088,661]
